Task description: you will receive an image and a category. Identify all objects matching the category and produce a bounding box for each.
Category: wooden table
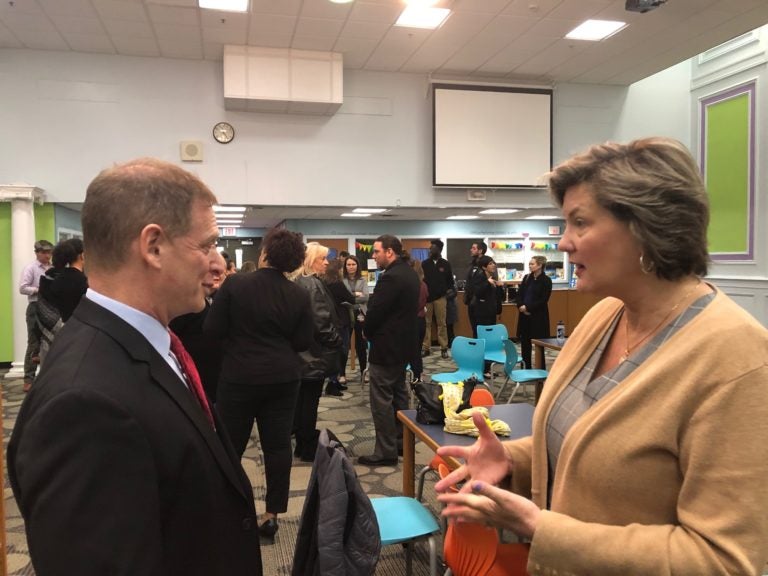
[530,337,566,403]
[397,403,534,497]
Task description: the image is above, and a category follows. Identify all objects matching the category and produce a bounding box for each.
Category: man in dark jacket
[421,239,454,358]
[464,240,487,338]
[359,234,420,466]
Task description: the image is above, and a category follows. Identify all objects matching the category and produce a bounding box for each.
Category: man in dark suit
[464,240,487,338]
[7,158,263,576]
[359,234,420,466]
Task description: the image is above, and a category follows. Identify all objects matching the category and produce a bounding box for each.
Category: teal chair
[430,336,485,383]
[498,339,548,402]
[476,324,513,387]
[371,496,440,576]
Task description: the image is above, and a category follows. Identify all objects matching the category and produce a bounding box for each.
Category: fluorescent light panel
[479,209,520,215]
[566,19,627,41]
[328,0,353,3]
[218,224,242,228]
[525,215,558,220]
[446,215,479,220]
[214,206,247,212]
[353,208,388,213]
[341,213,371,218]
[199,0,248,12]
[396,6,450,29]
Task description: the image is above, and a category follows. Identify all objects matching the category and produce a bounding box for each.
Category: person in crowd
[342,254,369,381]
[239,260,257,273]
[9,158,264,575]
[435,137,768,575]
[359,235,420,466]
[37,238,88,366]
[406,256,428,384]
[464,241,487,337]
[221,251,237,277]
[322,259,355,395]
[472,255,503,328]
[18,239,53,391]
[421,239,454,358]
[445,285,458,346]
[205,228,313,542]
[169,250,226,402]
[293,242,343,460]
[337,249,350,261]
[516,255,552,368]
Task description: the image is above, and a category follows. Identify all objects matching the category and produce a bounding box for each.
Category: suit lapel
[75,299,252,503]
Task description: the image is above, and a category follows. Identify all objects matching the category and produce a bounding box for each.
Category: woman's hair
[477,255,495,269]
[51,239,81,269]
[344,255,362,280]
[261,228,305,273]
[531,255,547,267]
[323,259,344,283]
[301,242,329,276]
[408,257,424,281]
[548,137,709,280]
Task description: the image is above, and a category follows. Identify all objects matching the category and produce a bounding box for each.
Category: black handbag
[413,377,479,424]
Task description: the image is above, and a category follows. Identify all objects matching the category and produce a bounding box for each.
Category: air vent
[180,140,203,162]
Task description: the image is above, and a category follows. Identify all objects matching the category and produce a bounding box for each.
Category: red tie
[168,330,215,429]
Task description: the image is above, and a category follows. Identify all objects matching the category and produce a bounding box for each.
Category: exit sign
[221,227,237,237]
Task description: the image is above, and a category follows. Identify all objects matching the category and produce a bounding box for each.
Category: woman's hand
[435,411,512,492]
[519,305,528,314]
[437,481,540,540]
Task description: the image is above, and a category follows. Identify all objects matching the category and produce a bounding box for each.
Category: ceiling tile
[294,17,346,38]
[147,5,199,26]
[202,25,247,45]
[451,0,513,14]
[547,0,611,20]
[300,0,354,20]
[250,0,302,17]
[37,0,97,17]
[111,35,160,56]
[339,19,390,40]
[333,35,379,68]
[249,13,296,36]
[62,32,115,54]
[364,26,431,72]
[200,9,248,28]
[291,35,336,51]
[17,33,70,51]
[502,0,563,18]
[52,16,105,35]
[92,0,148,22]
[0,0,44,17]
[203,41,224,59]
[102,18,155,39]
[246,32,292,47]
[348,1,402,23]
[155,23,200,42]
[512,38,586,75]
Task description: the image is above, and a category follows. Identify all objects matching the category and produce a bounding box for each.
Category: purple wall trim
[699,81,756,261]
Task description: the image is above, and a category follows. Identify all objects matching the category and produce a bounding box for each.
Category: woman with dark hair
[293,242,343,460]
[37,238,88,365]
[436,137,768,575]
[470,255,502,329]
[342,255,369,381]
[322,259,355,396]
[516,255,552,368]
[204,228,314,542]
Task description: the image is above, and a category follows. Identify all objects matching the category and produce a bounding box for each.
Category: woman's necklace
[619,280,701,363]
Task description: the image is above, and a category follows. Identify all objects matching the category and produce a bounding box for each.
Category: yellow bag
[439,382,511,437]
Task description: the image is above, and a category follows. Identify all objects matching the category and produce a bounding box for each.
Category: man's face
[206,251,226,296]
[429,243,441,258]
[470,244,480,258]
[36,249,52,265]
[372,241,393,270]
[165,202,219,319]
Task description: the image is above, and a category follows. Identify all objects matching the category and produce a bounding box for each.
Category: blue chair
[498,339,548,402]
[476,324,513,387]
[430,336,485,384]
[371,496,440,576]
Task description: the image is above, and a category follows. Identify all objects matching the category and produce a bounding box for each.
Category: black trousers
[216,379,300,514]
[294,378,324,460]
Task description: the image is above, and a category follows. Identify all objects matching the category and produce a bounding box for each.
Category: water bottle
[556,320,565,344]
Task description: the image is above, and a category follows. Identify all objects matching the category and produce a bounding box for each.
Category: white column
[1,185,45,380]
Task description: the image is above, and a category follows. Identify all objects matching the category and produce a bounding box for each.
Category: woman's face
[528,259,541,274]
[345,258,358,277]
[558,182,642,297]
[485,261,497,275]
[312,254,329,274]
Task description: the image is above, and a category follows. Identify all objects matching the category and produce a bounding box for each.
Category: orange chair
[438,463,530,576]
[469,387,495,407]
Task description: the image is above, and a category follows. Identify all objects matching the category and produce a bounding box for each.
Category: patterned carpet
[4,347,535,575]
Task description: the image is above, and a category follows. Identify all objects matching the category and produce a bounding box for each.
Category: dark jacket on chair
[292,429,381,576]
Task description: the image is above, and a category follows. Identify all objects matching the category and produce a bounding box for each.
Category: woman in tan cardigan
[436,137,768,575]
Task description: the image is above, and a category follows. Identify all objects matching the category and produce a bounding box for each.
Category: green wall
[0,203,56,363]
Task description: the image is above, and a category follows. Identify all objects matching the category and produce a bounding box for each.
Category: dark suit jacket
[516,272,553,338]
[364,258,420,365]
[8,297,263,576]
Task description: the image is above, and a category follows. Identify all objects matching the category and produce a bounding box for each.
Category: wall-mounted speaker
[180,140,203,162]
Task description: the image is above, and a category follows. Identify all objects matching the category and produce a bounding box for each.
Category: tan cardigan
[504,288,768,575]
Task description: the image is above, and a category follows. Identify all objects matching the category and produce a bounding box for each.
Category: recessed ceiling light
[341,213,371,218]
[565,19,627,41]
[446,215,479,220]
[199,0,249,12]
[214,206,247,212]
[479,209,520,215]
[216,221,245,226]
[353,208,388,213]
[525,215,559,220]
[395,6,450,29]
[328,0,354,3]
[218,224,242,228]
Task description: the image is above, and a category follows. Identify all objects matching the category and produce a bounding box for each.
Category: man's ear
[139,224,165,269]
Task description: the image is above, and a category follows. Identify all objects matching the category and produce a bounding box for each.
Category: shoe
[357,455,398,466]
[410,377,422,385]
[421,349,431,357]
[441,349,449,359]
[338,376,347,385]
[325,387,343,397]
[363,372,370,383]
[258,517,279,540]
[23,380,32,393]
[337,382,348,391]
[397,446,404,456]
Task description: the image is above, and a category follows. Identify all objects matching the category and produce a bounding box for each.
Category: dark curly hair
[261,228,305,273]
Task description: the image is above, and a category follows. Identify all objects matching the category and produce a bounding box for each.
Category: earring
[639,254,655,275]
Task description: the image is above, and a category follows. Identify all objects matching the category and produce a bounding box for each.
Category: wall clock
[212,121,235,144]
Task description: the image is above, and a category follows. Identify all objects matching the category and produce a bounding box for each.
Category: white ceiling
[7,0,768,227]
